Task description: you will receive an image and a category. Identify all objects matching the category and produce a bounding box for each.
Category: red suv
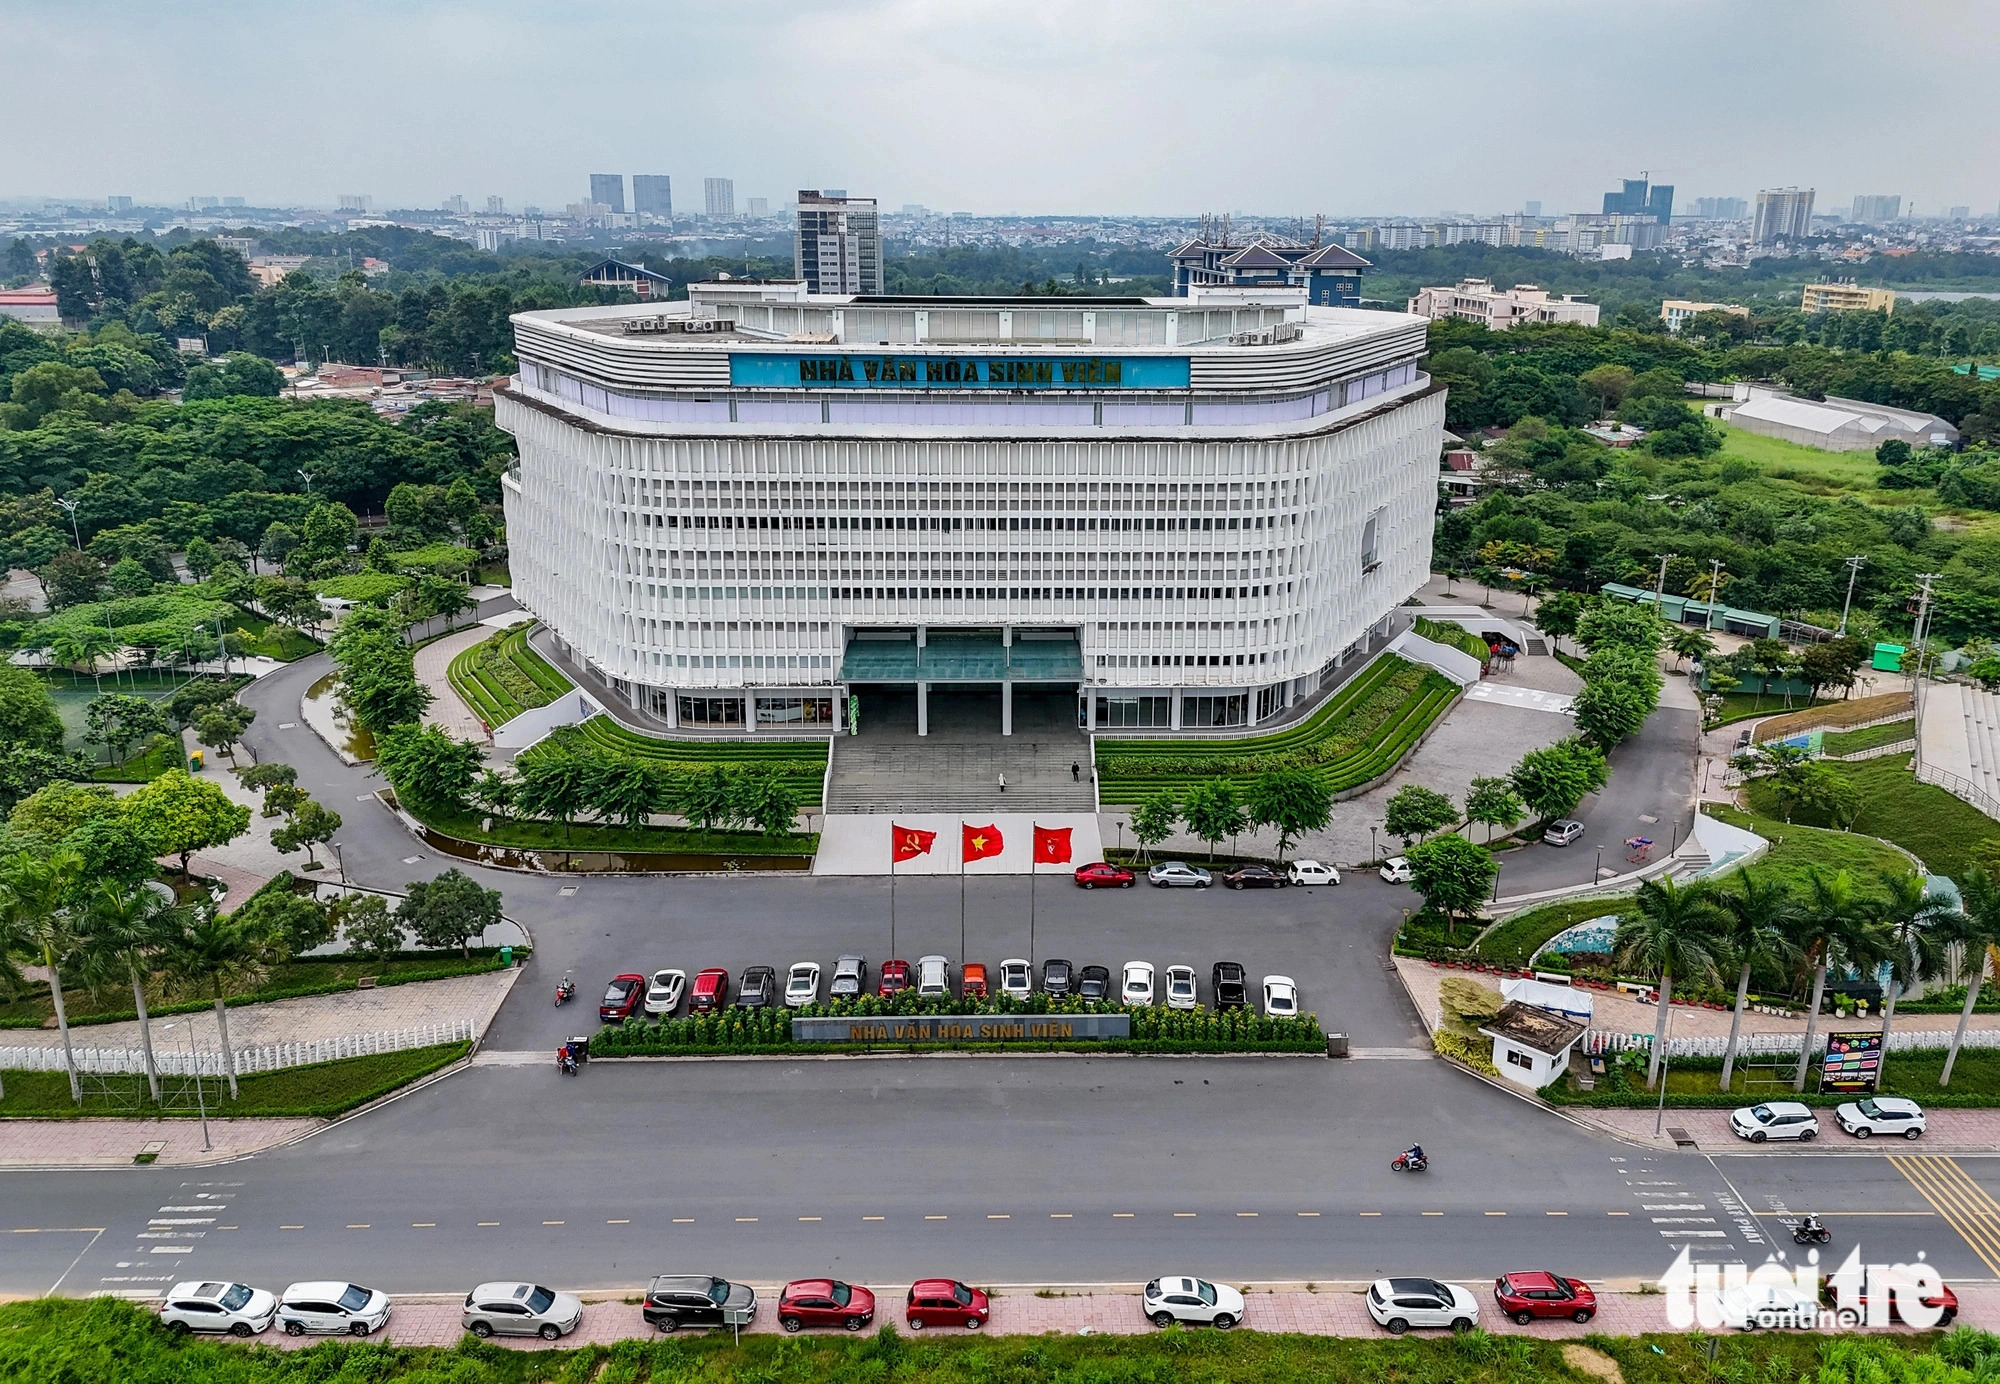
[1073,862,1135,889]
[1493,1271,1596,1324]
[878,960,910,998]
[778,1279,875,1332]
[1830,1277,1956,1326]
[689,967,730,1013]
[599,973,645,1023]
[906,1279,989,1330]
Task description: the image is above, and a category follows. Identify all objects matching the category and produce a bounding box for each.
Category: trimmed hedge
[314,572,412,606]
[595,994,1324,1056]
[1097,656,1458,802]
[561,716,828,803]
[448,626,571,726]
[1542,1045,2000,1109]
[1413,615,1492,665]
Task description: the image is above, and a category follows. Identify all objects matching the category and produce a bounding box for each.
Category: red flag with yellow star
[891,824,936,863]
[961,823,1004,862]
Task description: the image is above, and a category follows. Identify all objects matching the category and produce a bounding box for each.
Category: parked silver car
[830,954,868,1000]
[278,1281,392,1337]
[916,954,952,997]
[463,1282,584,1340]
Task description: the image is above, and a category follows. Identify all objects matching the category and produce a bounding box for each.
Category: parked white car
[278,1281,392,1337]
[1836,1095,1926,1140]
[462,1282,584,1340]
[1147,861,1212,888]
[1716,1281,1817,1330]
[161,1281,279,1337]
[644,969,686,1017]
[1163,964,1199,1010]
[1142,1275,1244,1329]
[1367,1278,1479,1334]
[1262,975,1299,1018]
[916,954,952,997]
[783,962,821,1008]
[1729,1101,1821,1143]
[1122,962,1155,1006]
[1380,857,1414,883]
[1286,860,1341,886]
[999,958,1033,1000]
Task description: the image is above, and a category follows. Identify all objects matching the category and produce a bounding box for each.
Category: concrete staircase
[1919,684,2000,820]
[824,687,1096,814]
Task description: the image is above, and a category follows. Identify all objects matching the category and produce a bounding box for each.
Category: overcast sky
[3,0,1993,217]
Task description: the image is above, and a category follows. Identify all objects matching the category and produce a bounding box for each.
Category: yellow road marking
[1422,1212,1443,1217]
[1890,1156,2000,1276]
[925,1215,947,1221]
[1236,1212,1257,1218]
[477,1222,499,1227]
[1607,1211,1630,1216]
[1547,1211,1568,1217]
[1174,1212,1197,1218]
[1358,1212,1380,1217]
[1113,1213,1134,1218]
[1485,1211,1507,1217]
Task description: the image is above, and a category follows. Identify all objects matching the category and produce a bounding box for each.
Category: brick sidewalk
[223,1282,2000,1350]
[1584,1106,2000,1153]
[0,1117,319,1167]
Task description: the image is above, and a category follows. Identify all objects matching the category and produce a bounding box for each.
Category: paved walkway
[0,1118,319,1168]
[216,1281,2000,1348]
[413,626,493,743]
[1584,1106,2000,1153]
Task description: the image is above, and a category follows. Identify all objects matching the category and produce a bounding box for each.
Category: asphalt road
[10,663,1961,1302]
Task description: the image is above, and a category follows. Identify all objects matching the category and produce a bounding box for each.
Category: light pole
[297,469,316,497]
[1654,552,1675,607]
[1654,1001,1677,1136]
[162,1021,211,1152]
[1594,844,1603,883]
[332,841,346,888]
[1836,556,1866,635]
[53,496,83,552]
[1370,826,1378,865]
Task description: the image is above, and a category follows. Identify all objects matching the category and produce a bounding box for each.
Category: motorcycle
[1792,1220,1831,1246]
[554,974,575,1007]
[1391,1152,1429,1173]
[557,1049,578,1076]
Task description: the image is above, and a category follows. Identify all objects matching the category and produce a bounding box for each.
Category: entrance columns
[1002,625,1012,648]
[662,689,679,728]
[1086,688,1098,731]
[743,692,757,733]
[917,680,929,737]
[1169,688,1183,729]
[916,625,927,649]
[1001,680,1013,736]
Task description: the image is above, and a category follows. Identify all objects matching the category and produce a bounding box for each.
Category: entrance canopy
[840,631,1082,684]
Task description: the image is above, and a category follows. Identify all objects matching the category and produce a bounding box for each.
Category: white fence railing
[1915,761,2000,823]
[1827,738,1916,762]
[1584,1025,2000,1060]
[1751,707,1914,745]
[0,1021,475,1078]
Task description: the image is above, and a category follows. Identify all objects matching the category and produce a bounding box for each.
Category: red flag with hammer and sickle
[892,824,936,862]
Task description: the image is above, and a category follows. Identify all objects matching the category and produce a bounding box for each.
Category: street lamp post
[1654,1001,1677,1136]
[163,1021,211,1152]
[297,469,316,497]
[1594,844,1603,883]
[1370,826,1378,865]
[332,841,346,888]
[54,496,83,551]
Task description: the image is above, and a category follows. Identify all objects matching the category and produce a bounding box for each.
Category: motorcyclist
[1403,1143,1425,1166]
[1799,1214,1825,1238]
[557,1044,577,1075]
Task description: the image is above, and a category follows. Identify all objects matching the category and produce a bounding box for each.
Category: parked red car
[1073,862,1135,889]
[778,1279,875,1332]
[961,963,988,999]
[599,973,646,1023]
[905,1279,989,1331]
[688,967,730,1014]
[1830,1277,1957,1327]
[878,959,911,998]
[1493,1271,1596,1325]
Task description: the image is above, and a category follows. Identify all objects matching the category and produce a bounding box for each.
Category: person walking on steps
[1072,761,1081,782]
[998,772,1006,793]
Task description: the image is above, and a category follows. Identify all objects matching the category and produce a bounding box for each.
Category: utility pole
[1654,552,1676,607]
[1704,559,1724,632]
[1909,573,1943,751]
[1837,555,1867,635]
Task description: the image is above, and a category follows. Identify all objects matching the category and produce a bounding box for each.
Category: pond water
[305,672,376,761]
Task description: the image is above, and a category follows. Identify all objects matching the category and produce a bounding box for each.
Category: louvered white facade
[497,285,1443,734]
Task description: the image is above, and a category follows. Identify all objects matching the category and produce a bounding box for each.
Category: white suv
[161,1280,278,1337]
[463,1282,584,1340]
[1142,1275,1244,1329]
[1367,1278,1479,1334]
[1730,1101,1820,1143]
[278,1281,392,1337]
[916,954,952,997]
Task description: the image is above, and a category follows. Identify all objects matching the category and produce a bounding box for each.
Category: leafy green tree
[83,693,168,764]
[1463,776,1525,844]
[374,722,483,815]
[75,878,184,1102]
[1383,784,1458,848]
[166,678,238,728]
[62,815,158,886]
[1404,833,1499,927]
[41,549,104,609]
[400,867,502,957]
[104,558,153,597]
[0,748,91,817]
[1714,870,1799,1091]
[1128,790,1179,863]
[1615,876,1726,1088]
[161,906,283,1099]
[1245,768,1331,866]
[333,892,403,961]
[0,665,67,753]
[1533,591,1585,654]
[669,763,737,834]
[1575,599,1664,656]
[234,879,335,955]
[271,796,341,869]
[47,623,115,676]
[1180,779,1245,861]
[515,740,597,841]
[257,521,300,574]
[9,781,120,840]
[732,769,799,837]
[125,768,251,876]
[235,760,299,816]
[586,756,668,831]
[195,703,252,766]
[1508,739,1609,826]
[1667,626,1716,668]
[1874,870,1954,1083]
[1571,676,1653,747]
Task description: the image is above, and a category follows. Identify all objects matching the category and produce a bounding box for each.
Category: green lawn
[447,625,572,727]
[1822,719,1917,755]
[92,731,185,783]
[1553,1044,2000,1108]
[227,609,321,661]
[1716,421,1883,491]
[1474,897,1630,968]
[415,802,819,858]
[559,716,829,804]
[0,1042,467,1118]
[1702,802,1914,893]
[1741,754,2000,881]
[43,668,189,755]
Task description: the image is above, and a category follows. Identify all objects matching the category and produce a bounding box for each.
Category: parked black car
[1223,865,1285,889]
[1041,958,1074,998]
[1077,965,1111,1001]
[737,966,777,1010]
[642,1275,756,1333]
[1212,961,1248,1010]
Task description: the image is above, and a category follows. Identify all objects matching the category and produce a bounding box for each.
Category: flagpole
[1029,820,1037,969]
[959,821,967,969]
[890,834,897,964]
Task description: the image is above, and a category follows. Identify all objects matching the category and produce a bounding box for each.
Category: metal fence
[0,1020,474,1078]
[1914,761,2000,823]
[1827,738,1916,763]
[1584,1026,2000,1060]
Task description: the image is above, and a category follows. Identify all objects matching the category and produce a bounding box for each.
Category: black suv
[642,1275,755,1333]
[1211,961,1248,1011]
[1077,965,1111,1002]
[737,966,777,1010]
[1041,958,1074,998]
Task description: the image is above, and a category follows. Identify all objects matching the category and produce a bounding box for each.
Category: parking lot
[484,867,1434,1054]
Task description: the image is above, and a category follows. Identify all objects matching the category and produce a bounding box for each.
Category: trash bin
[567,1036,591,1064]
[1325,1033,1349,1058]
[499,945,512,967]
[188,749,204,771]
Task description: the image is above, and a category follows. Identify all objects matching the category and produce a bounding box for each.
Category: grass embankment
[1823,719,1917,755]
[0,952,514,1030]
[0,1295,1987,1381]
[1095,655,1457,804]
[0,1042,468,1118]
[1471,898,1629,969]
[1547,1045,2000,1110]
[1755,691,1913,742]
[1701,802,1913,892]
[446,625,571,726]
[1742,754,2000,880]
[559,716,829,808]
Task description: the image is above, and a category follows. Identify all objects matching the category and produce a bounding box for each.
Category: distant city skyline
[1,0,1992,215]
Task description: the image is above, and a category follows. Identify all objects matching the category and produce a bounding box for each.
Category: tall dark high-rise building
[1602,177,1672,224]
[794,190,881,294]
[633,175,672,217]
[1646,184,1674,223]
[589,173,625,214]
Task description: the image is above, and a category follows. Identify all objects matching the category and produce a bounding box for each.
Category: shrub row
[571,715,828,789]
[448,626,569,726]
[1413,615,1493,665]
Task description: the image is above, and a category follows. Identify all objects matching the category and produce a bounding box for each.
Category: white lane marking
[1642,1204,1707,1210]
[147,1219,214,1226]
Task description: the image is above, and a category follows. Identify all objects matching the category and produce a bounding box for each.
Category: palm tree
[1940,868,2000,1089]
[75,880,184,1105]
[1874,870,1954,1085]
[1668,626,1716,670]
[1714,870,1800,1092]
[49,626,116,694]
[0,852,85,1103]
[161,908,283,1100]
[1789,869,1890,1093]
[1614,876,1726,1089]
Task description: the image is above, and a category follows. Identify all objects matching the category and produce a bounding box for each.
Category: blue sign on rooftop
[730,353,1190,390]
